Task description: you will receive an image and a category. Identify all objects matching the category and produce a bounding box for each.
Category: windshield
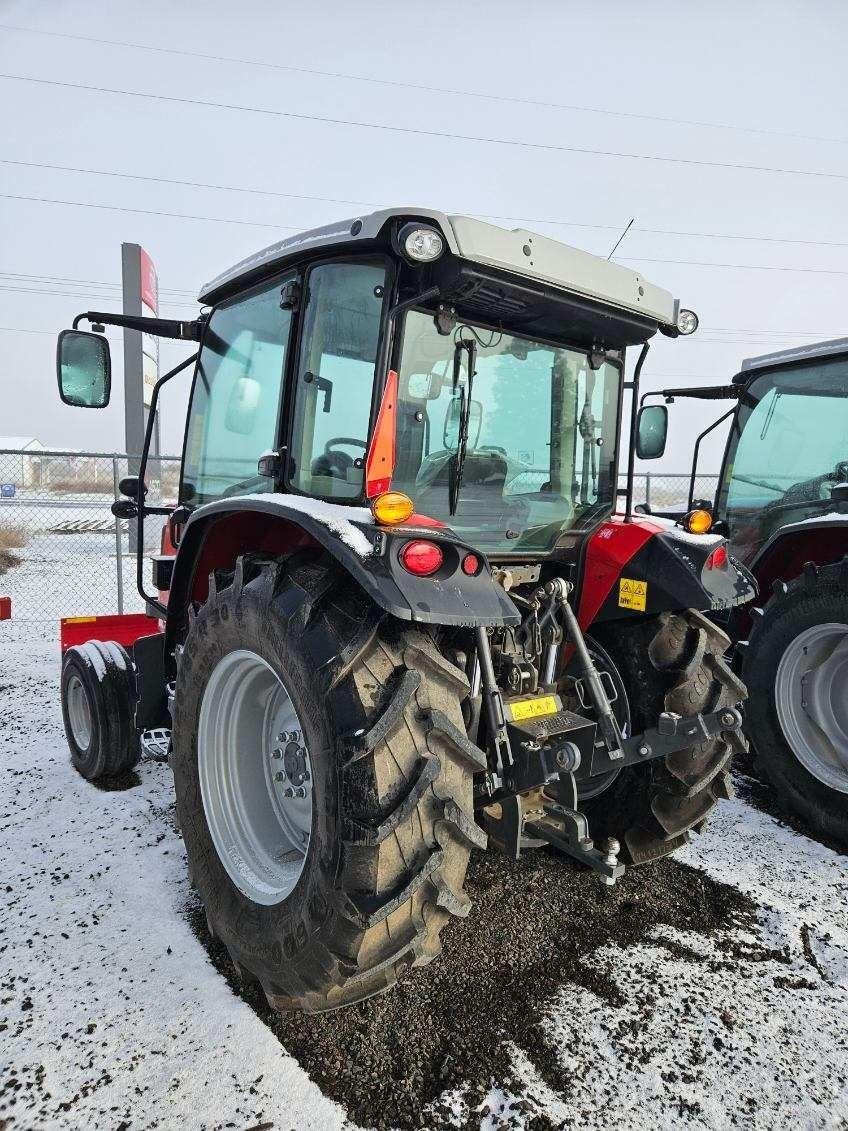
[393,310,621,553]
[719,358,848,564]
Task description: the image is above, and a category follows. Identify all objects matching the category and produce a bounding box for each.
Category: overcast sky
[1,0,846,472]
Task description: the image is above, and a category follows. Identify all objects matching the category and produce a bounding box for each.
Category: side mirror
[636,404,668,460]
[443,396,483,450]
[57,329,111,408]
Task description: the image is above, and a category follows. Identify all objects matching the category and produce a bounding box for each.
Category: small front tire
[60,641,138,781]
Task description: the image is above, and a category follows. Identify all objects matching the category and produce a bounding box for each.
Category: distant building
[0,437,45,488]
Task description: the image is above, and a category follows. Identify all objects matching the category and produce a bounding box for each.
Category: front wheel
[171,554,484,1013]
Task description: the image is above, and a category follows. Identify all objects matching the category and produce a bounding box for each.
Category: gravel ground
[1,620,847,1130]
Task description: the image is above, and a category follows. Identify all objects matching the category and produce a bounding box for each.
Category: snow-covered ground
[2,619,847,1130]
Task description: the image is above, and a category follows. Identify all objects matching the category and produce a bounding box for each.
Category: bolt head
[295,787,306,799]
[603,836,620,857]
[722,712,736,726]
[271,748,282,759]
[274,771,285,782]
[638,744,651,757]
[284,787,294,798]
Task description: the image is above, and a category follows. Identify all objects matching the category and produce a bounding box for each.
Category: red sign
[140,247,158,315]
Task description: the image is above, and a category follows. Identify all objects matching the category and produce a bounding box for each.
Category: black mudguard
[166,495,520,641]
[593,527,757,624]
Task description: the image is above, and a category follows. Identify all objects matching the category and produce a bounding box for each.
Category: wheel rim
[67,674,92,751]
[775,622,848,795]
[197,650,313,906]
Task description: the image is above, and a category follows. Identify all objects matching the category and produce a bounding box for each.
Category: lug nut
[295,787,306,799]
[284,787,294,798]
[271,747,282,759]
[274,770,286,782]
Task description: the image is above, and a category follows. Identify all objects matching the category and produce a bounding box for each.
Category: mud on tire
[583,610,747,863]
[171,553,484,1013]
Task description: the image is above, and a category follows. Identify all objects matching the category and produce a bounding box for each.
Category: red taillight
[705,545,729,569]
[365,370,398,499]
[400,540,443,577]
[461,553,480,576]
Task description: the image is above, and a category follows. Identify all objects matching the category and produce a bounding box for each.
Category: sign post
[121,243,160,550]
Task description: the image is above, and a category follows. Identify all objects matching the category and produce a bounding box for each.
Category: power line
[1,22,845,147]
[4,72,848,183]
[0,269,195,296]
[0,192,286,229]
[621,255,848,275]
[4,194,848,277]
[7,157,848,248]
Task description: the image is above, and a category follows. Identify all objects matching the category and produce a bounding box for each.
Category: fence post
[645,473,652,511]
[112,457,124,615]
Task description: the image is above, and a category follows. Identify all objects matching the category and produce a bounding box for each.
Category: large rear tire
[171,553,484,1013]
[743,560,848,846]
[579,610,747,863]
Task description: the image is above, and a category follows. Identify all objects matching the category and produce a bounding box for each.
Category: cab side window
[183,279,292,504]
[288,261,387,499]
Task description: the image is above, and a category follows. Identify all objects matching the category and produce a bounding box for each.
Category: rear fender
[164,496,520,651]
[578,515,757,629]
[733,518,848,637]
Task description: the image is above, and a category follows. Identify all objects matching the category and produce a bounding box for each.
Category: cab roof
[199,207,680,333]
[734,336,848,383]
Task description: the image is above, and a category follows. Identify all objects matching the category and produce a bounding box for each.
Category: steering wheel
[312,437,367,479]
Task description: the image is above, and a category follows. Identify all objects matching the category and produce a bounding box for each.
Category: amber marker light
[371,491,414,526]
[684,508,713,534]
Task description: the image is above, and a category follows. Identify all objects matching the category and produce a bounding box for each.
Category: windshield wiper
[448,337,477,515]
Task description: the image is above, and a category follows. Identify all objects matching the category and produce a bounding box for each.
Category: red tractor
[641,336,848,844]
[55,208,753,1012]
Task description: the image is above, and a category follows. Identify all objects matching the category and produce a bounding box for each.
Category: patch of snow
[2,621,847,1130]
[233,492,375,558]
[792,511,846,525]
[73,640,108,681]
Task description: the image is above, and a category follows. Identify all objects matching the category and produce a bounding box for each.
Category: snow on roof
[0,437,44,450]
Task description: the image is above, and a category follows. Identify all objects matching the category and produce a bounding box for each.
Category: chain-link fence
[0,448,719,625]
[0,448,180,624]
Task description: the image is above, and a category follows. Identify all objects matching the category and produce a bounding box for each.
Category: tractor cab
[644,336,848,570]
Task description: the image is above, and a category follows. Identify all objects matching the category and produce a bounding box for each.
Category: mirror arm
[134,351,200,618]
[623,342,650,521]
[687,406,737,512]
[72,310,203,341]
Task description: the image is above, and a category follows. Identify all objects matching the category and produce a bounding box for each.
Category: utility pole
[121,243,160,550]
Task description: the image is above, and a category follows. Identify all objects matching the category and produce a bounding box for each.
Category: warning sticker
[618,577,648,611]
[508,695,559,721]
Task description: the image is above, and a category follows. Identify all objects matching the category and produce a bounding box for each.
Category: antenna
[606,217,635,260]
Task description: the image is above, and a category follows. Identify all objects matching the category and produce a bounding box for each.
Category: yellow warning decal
[63,616,98,623]
[508,695,559,721]
[618,577,648,611]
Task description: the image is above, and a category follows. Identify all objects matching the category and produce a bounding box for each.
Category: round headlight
[401,225,444,263]
[677,308,699,335]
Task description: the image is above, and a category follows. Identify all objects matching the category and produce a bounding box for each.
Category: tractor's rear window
[182,278,294,505]
[394,310,621,553]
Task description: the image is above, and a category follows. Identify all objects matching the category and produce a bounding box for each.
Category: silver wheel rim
[775,622,848,794]
[197,650,313,905]
[67,674,92,750]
